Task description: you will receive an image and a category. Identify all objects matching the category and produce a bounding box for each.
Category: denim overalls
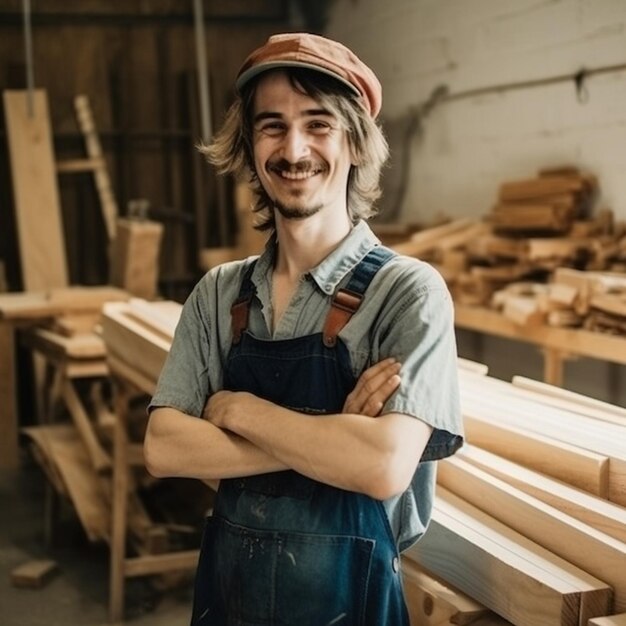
[191,246,410,626]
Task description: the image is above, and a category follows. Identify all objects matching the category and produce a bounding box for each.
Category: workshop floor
[0,454,194,626]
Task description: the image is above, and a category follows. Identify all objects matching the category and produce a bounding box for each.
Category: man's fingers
[344,359,402,415]
[352,358,399,396]
[361,374,401,416]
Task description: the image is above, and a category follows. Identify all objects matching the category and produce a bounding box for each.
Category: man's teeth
[279,170,317,180]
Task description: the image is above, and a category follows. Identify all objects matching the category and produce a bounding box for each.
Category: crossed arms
[144,358,433,501]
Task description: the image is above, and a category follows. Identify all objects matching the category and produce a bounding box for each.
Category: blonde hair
[199,68,389,230]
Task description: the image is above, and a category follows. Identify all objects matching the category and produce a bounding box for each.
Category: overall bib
[191,247,410,626]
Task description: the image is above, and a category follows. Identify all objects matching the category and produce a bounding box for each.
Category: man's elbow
[143,416,171,478]
[360,458,413,501]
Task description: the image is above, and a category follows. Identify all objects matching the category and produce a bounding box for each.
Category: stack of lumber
[490,166,597,235]
[405,366,626,626]
[385,166,626,334]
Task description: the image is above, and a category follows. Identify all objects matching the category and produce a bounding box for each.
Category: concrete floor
[0,455,194,626]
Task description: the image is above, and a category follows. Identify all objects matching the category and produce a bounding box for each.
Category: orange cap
[236,32,382,118]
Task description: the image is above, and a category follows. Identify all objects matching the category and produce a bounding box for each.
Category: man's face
[252,70,354,221]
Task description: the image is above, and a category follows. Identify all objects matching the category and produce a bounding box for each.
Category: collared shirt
[150,220,463,551]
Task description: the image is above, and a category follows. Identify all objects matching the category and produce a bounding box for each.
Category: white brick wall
[325,0,626,404]
[326,0,626,223]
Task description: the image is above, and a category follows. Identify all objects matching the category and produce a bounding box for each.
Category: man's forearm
[208,392,432,500]
[144,406,287,480]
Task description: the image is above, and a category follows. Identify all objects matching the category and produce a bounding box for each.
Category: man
[144,32,463,625]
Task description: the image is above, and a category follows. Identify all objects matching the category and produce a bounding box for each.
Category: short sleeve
[148,283,212,418]
[381,269,464,461]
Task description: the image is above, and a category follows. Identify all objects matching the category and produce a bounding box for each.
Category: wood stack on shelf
[404,366,626,626]
[384,166,626,335]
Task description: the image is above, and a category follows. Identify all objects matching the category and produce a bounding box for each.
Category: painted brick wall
[326,0,626,224]
[325,0,626,404]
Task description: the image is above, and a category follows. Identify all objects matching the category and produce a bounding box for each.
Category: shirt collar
[251,221,381,295]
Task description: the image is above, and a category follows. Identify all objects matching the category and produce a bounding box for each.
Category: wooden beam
[460,378,626,506]
[511,376,626,425]
[463,411,609,497]
[458,445,626,544]
[0,323,18,468]
[436,457,626,612]
[406,488,612,625]
[401,558,494,626]
[3,90,68,290]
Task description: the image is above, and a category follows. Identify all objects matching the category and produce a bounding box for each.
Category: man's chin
[274,202,324,220]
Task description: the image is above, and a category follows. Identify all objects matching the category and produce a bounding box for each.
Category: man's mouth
[268,161,325,181]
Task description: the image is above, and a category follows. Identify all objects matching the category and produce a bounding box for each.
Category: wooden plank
[511,376,626,425]
[101,301,174,384]
[3,90,68,290]
[588,615,626,626]
[463,411,609,497]
[407,488,612,626]
[460,377,626,505]
[11,560,58,588]
[437,457,626,612]
[401,558,494,626]
[458,445,626,544]
[62,379,111,473]
[24,327,106,360]
[109,219,164,300]
[74,94,118,241]
[498,176,586,201]
[391,218,476,257]
[0,286,129,321]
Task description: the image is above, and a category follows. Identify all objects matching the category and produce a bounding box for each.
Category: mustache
[268,159,325,174]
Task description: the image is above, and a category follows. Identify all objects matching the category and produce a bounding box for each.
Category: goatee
[274,200,324,220]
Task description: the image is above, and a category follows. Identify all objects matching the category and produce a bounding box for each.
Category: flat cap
[235,32,382,118]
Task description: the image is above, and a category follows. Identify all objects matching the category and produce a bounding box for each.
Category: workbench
[0,287,128,469]
[454,304,626,387]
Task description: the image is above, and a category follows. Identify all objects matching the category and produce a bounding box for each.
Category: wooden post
[109,379,130,622]
[0,322,19,468]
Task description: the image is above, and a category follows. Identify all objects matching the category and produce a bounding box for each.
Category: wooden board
[588,615,626,626]
[437,457,626,612]
[462,411,609,497]
[109,219,164,300]
[407,488,612,625]
[101,300,177,384]
[3,90,68,290]
[401,558,494,625]
[0,286,129,321]
[458,445,626,544]
[11,560,58,588]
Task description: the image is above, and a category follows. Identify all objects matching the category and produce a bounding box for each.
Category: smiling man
[144,33,463,625]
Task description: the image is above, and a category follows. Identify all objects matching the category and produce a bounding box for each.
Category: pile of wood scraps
[405,366,626,626]
[385,166,626,335]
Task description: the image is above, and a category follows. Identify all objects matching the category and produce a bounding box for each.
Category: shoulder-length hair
[199,68,389,230]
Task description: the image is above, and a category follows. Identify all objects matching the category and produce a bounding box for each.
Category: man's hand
[343,357,401,417]
[203,390,242,429]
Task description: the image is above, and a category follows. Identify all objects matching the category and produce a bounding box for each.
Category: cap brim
[235,60,361,96]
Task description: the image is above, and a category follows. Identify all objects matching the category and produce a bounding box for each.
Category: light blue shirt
[150,220,463,551]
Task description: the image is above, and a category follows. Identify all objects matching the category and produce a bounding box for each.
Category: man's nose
[281,127,310,162]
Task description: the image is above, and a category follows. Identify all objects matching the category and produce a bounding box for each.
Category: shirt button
[392,556,399,573]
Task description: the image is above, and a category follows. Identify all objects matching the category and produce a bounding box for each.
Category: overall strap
[231,261,258,344]
[323,246,395,347]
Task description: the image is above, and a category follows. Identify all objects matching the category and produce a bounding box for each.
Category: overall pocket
[208,515,375,626]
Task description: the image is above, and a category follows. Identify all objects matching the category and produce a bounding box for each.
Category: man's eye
[259,123,285,136]
[308,121,331,133]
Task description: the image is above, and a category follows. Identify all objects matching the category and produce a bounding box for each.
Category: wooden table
[0,287,128,468]
[455,304,626,387]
